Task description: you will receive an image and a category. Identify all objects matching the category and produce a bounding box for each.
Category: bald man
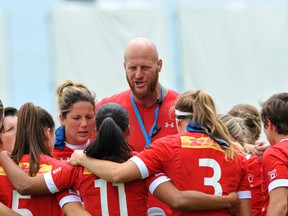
[96,38,179,215]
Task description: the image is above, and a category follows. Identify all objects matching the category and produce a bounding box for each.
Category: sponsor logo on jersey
[164,122,175,128]
[180,136,224,152]
[0,167,6,176]
[83,167,92,174]
[0,162,53,176]
[52,167,62,174]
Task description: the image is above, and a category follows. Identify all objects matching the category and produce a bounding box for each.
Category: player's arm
[152,181,240,215]
[239,198,251,216]
[62,202,92,216]
[267,187,288,216]
[245,140,270,158]
[0,202,21,216]
[70,150,141,182]
[0,150,49,195]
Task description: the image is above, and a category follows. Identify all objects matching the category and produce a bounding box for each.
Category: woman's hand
[69,150,85,166]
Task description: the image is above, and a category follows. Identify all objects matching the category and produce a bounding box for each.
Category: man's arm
[0,151,49,195]
[153,181,240,215]
[70,150,141,182]
[0,202,21,216]
[267,187,288,216]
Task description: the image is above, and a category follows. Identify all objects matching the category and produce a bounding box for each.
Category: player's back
[0,154,66,216]
[46,162,148,216]
[77,167,148,215]
[137,132,250,215]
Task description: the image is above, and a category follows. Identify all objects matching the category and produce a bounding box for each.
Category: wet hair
[0,100,3,126]
[0,107,18,133]
[174,90,241,159]
[228,104,261,143]
[218,114,248,147]
[4,107,18,117]
[11,102,55,176]
[56,80,96,119]
[261,92,288,135]
[0,100,3,117]
[85,103,133,162]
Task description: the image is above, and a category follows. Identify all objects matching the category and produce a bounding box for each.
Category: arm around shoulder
[0,150,49,195]
[70,150,141,182]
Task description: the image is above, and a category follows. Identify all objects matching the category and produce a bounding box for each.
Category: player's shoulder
[153,133,181,147]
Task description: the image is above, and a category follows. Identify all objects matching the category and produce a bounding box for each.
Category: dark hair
[11,102,55,176]
[261,92,288,135]
[4,107,18,117]
[0,107,18,133]
[85,103,133,162]
[228,104,261,143]
[0,100,3,117]
[0,100,3,129]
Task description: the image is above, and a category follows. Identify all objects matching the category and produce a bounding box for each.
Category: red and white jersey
[96,89,179,215]
[53,142,90,161]
[246,154,264,216]
[44,162,170,216]
[0,155,81,216]
[130,132,251,216]
[96,89,179,152]
[53,145,73,161]
[261,139,288,216]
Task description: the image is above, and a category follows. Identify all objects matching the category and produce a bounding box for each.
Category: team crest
[268,169,277,180]
[248,174,254,183]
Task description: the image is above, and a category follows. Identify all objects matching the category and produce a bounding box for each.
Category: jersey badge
[268,169,277,180]
[248,174,254,183]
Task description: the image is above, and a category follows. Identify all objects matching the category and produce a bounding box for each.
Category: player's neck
[276,135,288,145]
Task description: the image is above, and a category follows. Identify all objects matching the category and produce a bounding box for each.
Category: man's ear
[157,59,163,72]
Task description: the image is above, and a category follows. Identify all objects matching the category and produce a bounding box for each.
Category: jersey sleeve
[237,155,252,199]
[55,188,82,208]
[129,137,176,178]
[44,163,80,193]
[143,173,171,195]
[262,147,288,192]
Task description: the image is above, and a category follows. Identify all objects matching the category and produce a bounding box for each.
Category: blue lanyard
[130,86,164,148]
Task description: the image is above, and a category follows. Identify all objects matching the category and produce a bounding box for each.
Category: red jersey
[96,89,179,152]
[96,88,179,215]
[0,155,81,216]
[130,132,251,216]
[261,139,288,216]
[53,145,73,161]
[246,154,264,216]
[53,142,90,161]
[44,162,170,216]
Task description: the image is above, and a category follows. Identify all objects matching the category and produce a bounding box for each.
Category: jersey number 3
[199,158,222,195]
